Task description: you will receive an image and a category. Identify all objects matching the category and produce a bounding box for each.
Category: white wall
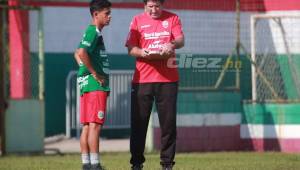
[29,7,300,54]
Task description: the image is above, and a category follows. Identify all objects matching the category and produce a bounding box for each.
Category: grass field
[1,152,300,170]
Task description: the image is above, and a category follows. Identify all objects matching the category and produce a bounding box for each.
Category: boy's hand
[92,73,105,86]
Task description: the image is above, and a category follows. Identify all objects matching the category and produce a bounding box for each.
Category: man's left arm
[160,15,185,56]
[161,35,184,55]
[148,35,184,60]
[171,35,185,49]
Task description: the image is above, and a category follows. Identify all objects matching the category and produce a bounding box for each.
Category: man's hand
[141,48,150,58]
[92,73,106,86]
[143,49,173,60]
[160,43,175,56]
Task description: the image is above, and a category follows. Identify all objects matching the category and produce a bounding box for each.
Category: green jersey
[77,25,110,95]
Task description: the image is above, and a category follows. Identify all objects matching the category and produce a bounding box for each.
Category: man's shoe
[90,163,105,170]
[131,164,143,170]
[162,165,173,170]
[82,163,91,170]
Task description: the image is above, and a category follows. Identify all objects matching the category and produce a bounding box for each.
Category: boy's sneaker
[162,165,173,170]
[90,163,105,170]
[131,164,143,170]
[82,163,91,170]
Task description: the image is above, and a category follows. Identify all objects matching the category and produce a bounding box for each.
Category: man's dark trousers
[130,82,178,166]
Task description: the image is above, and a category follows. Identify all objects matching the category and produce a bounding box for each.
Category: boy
[74,0,111,170]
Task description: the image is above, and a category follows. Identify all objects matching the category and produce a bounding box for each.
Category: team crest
[98,111,104,119]
[162,21,169,28]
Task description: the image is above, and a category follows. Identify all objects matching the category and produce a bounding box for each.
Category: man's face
[94,7,111,27]
[144,1,163,19]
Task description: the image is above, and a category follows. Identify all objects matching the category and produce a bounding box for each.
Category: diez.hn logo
[167,54,242,72]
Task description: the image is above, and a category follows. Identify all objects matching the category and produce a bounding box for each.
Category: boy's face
[93,7,111,27]
[145,0,163,19]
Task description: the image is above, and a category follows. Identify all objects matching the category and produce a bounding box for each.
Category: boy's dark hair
[90,0,112,16]
[143,0,165,4]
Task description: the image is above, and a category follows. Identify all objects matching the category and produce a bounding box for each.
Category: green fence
[44,53,252,136]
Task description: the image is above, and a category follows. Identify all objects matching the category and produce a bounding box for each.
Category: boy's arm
[74,49,82,65]
[77,48,105,85]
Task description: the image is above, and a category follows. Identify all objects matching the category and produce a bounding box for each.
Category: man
[74,0,112,170]
[125,0,184,170]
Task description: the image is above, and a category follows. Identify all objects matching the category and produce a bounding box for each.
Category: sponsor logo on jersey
[162,21,169,28]
[144,31,170,40]
[81,40,91,47]
[148,40,162,49]
[141,24,151,29]
[78,75,89,88]
[102,62,109,67]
